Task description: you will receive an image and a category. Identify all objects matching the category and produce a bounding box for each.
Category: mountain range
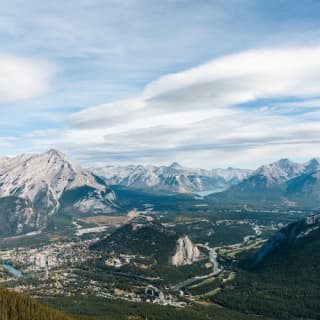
[92,162,252,194]
[1,149,320,237]
[210,158,320,206]
[93,157,320,206]
[1,149,320,320]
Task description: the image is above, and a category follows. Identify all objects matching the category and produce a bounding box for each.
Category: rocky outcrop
[171,235,200,266]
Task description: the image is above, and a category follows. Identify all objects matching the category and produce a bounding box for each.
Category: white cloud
[33,47,320,167]
[141,48,320,110]
[69,47,320,127]
[0,53,54,103]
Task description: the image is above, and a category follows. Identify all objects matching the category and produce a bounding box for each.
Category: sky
[1,0,320,169]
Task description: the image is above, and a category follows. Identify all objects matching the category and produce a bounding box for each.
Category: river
[172,245,221,291]
[209,247,221,275]
[173,225,261,291]
[1,264,23,277]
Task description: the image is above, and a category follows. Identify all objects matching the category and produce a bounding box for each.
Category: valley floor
[0,198,317,319]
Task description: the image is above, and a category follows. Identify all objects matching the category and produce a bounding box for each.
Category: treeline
[43,295,268,320]
[0,286,74,320]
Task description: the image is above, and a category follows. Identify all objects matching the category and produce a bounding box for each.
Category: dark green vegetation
[42,295,270,320]
[90,221,211,283]
[91,222,178,263]
[173,219,255,247]
[0,286,74,320]
[212,215,320,319]
[111,185,203,212]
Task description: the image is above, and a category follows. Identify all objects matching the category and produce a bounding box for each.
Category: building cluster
[0,240,98,277]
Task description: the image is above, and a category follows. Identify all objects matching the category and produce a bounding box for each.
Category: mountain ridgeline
[92,162,252,194]
[0,149,118,237]
[1,150,320,320]
[93,157,320,207]
[210,158,320,207]
[1,150,320,237]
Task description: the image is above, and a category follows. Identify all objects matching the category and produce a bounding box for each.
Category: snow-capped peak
[91,163,252,193]
[254,159,305,184]
[0,149,106,212]
[304,158,320,174]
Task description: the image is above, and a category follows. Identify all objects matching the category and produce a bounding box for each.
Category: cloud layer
[26,47,320,168]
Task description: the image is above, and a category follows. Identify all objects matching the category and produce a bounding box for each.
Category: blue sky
[1,0,320,168]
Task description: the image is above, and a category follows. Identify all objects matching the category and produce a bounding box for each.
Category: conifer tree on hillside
[0,286,74,320]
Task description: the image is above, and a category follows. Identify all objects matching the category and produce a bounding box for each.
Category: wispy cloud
[26,47,320,168]
[1,1,320,167]
[69,47,320,127]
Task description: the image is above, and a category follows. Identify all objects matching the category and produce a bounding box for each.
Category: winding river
[173,225,260,291]
[172,245,221,291]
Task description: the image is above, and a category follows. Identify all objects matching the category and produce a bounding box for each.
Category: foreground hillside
[43,295,270,320]
[0,286,73,320]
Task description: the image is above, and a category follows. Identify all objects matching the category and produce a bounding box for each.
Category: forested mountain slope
[213,214,320,319]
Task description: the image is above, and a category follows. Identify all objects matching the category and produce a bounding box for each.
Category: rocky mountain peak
[304,158,320,173]
[276,158,294,168]
[46,148,65,157]
[0,149,109,213]
[254,158,304,184]
[169,162,183,170]
[171,235,200,266]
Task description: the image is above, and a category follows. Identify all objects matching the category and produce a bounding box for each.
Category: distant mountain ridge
[92,162,252,194]
[211,158,320,206]
[1,150,320,237]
